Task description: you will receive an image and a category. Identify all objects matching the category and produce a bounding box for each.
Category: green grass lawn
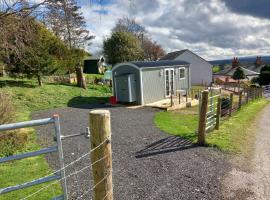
[0,77,111,200]
[154,99,270,153]
[154,106,199,141]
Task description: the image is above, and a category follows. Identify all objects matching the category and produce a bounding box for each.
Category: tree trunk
[75,66,87,89]
[37,75,43,86]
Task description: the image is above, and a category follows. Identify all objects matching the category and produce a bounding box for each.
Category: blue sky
[80,0,270,60]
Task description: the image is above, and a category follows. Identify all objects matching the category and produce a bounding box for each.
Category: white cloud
[81,0,270,60]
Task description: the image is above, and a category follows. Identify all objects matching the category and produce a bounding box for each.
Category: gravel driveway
[32,104,229,200]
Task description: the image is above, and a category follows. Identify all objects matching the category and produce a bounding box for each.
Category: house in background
[112,60,190,105]
[214,57,259,83]
[160,49,213,86]
[244,56,266,73]
[83,56,106,74]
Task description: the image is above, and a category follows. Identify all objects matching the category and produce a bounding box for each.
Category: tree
[258,65,270,85]
[112,17,146,41]
[45,0,94,88]
[142,38,165,61]
[232,67,245,91]
[4,18,68,86]
[103,31,144,65]
[112,17,165,61]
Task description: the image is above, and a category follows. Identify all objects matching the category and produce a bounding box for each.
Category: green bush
[0,131,29,157]
[0,92,15,124]
[0,92,29,157]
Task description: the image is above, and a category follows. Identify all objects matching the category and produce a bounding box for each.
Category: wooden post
[170,93,173,107]
[191,89,194,100]
[178,92,181,104]
[229,93,233,116]
[246,88,249,103]
[253,88,256,100]
[215,96,221,130]
[238,91,242,109]
[89,110,113,200]
[255,88,258,99]
[186,89,188,102]
[198,90,209,146]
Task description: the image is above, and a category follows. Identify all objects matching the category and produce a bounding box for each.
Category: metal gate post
[53,114,68,200]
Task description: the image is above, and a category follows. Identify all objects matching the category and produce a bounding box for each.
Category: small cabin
[112,60,191,105]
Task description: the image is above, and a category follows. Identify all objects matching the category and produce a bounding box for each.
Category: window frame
[179,67,185,80]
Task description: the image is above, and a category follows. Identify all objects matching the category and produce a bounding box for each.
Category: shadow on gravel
[135,136,196,158]
[67,96,111,108]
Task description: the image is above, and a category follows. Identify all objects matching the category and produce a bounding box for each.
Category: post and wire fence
[197,86,264,145]
[0,110,113,200]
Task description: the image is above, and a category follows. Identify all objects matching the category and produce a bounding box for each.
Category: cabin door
[165,68,174,97]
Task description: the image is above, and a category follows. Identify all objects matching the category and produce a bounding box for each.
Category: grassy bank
[0,77,111,200]
[154,99,269,153]
[207,99,270,153]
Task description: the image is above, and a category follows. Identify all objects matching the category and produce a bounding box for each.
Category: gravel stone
[32,104,230,200]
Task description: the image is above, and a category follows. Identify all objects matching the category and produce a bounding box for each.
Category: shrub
[0,92,15,125]
[0,131,28,157]
[0,92,28,157]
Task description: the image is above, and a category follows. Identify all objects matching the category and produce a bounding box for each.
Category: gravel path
[223,104,270,200]
[32,104,229,200]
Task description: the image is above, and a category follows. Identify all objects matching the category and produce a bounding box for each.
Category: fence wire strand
[20,139,109,200]
[75,171,111,200]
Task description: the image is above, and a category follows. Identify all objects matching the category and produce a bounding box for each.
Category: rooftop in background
[210,55,270,66]
[159,49,211,64]
[130,60,189,68]
[159,50,187,60]
[215,66,259,76]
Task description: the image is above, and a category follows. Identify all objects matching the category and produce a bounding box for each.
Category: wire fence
[21,138,109,200]
[197,86,264,145]
[1,110,113,200]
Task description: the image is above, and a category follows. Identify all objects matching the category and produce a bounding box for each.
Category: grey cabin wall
[141,68,164,104]
[141,66,190,104]
[112,65,142,104]
[175,52,212,85]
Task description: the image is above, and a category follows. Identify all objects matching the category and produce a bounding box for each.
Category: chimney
[232,57,239,68]
[255,56,262,67]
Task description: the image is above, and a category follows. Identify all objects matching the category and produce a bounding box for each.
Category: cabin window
[179,67,185,79]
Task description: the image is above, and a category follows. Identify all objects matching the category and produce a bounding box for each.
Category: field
[0,77,111,200]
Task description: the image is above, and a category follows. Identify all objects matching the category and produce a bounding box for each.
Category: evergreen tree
[258,65,270,85]
[232,67,245,91]
[103,31,144,65]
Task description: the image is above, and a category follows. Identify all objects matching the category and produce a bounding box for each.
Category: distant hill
[210,56,270,65]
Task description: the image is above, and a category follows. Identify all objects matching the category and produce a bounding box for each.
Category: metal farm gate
[0,111,113,200]
[0,115,68,200]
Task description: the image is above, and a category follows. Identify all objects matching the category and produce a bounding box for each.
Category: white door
[165,68,174,97]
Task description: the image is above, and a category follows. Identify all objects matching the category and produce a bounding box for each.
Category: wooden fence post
[229,93,233,116]
[170,93,173,107]
[215,96,221,130]
[238,91,242,109]
[90,110,113,200]
[186,89,188,102]
[246,88,249,103]
[198,90,209,146]
[255,88,258,99]
[178,92,181,104]
[191,89,194,100]
[253,88,256,100]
